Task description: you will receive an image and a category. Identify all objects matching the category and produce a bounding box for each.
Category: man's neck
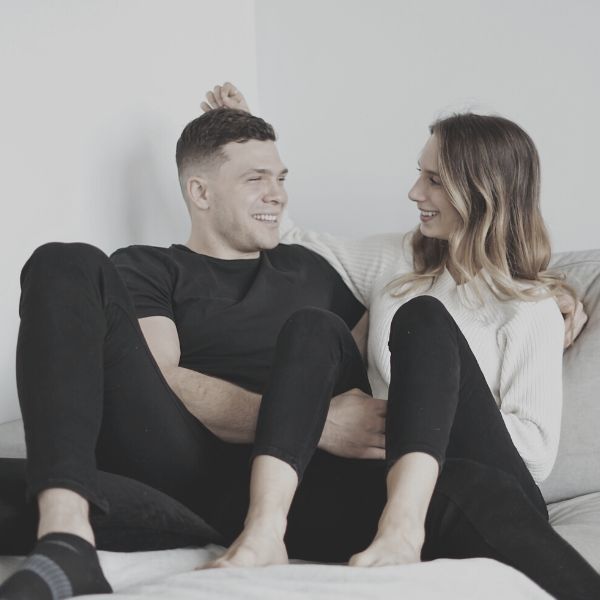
[184,234,260,260]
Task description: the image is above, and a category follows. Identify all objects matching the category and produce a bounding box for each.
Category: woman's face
[408,135,461,241]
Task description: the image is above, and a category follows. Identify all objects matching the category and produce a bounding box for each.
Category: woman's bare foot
[349,519,424,567]
[201,518,288,569]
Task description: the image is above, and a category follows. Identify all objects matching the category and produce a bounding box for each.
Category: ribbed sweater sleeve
[497,298,565,483]
[281,223,408,307]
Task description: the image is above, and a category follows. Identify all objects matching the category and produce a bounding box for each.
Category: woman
[201,87,600,599]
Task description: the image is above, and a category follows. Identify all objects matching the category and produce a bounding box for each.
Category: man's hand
[200,82,250,113]
[319,388,386,460]
[556,292,588,349]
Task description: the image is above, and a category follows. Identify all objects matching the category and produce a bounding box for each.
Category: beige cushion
[548,492,600,572]
[540,250,600,503]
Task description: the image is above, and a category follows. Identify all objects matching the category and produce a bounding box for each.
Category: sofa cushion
[0,457,225,554]
[0,420,25,459]
[540,250,600,503]
[548,491,600,572]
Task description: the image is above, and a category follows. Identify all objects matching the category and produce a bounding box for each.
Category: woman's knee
[389,296,453,341]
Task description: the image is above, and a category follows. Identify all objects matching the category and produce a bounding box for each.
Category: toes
[199,554,236,570]
[349,551,371,567]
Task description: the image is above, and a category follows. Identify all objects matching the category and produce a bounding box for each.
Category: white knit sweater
[281,221,565,483]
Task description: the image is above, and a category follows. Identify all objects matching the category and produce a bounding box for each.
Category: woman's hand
[556,293,588,349]
[200,82,250,113]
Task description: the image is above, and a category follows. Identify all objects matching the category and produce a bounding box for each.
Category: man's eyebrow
[241,168,289,176]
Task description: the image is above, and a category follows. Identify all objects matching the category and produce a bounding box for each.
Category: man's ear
[187,176,210,211]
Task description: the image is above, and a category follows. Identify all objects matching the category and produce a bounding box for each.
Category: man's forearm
[162,365,260,443]
[160,366,385,459]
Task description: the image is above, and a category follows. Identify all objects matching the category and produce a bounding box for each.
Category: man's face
[203,140,288,259]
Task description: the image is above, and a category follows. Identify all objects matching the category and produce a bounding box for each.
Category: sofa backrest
[540,249,600,503]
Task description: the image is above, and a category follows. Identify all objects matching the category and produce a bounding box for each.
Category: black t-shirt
[110,243,364,393]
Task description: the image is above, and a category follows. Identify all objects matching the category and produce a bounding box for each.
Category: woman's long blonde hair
[389,113,575,308]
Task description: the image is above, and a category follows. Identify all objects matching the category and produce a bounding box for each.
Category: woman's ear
[187,176,210,211]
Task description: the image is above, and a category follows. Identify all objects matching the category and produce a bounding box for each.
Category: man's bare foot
[201,519,288,569]
[37,488,95,545]
[349,521,424,567]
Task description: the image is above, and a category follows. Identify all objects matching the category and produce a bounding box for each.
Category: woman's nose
[408,179,425,204]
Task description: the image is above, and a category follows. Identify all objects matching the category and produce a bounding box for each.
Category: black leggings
[7,242,600,600]
[251,303,600,599]
[254,300,543,495]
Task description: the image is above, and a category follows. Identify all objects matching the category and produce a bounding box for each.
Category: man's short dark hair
[176,108,277,174]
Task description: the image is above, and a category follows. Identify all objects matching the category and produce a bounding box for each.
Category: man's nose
[264,180,285,204]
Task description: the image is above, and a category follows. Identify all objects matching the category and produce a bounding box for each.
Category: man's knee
[22,242,109,282]
[281,307,349,341]
[28,242,107,268]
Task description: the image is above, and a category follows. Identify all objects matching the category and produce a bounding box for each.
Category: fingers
[222,81,250,111]
[360,431,385,451]
[204,85,227,109]
[574,300,588,326]
[366,396,387,417]
[375,401,387,417]
[358,447,386,460]
[369,416,386,437]
[206,90,220,108]
[374,433,385,448]
[567,300,588,347]
[201,82,249,113]
[221,82,238,104]
[213,85,224,105]
[563,299,588,348]
[556,291,574,313]
[563,311,573,348]
[201,91,220,113]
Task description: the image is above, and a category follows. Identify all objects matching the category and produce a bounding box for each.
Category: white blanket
[0,546,552,599]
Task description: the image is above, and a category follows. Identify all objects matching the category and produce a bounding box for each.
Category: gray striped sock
[15,553,73,600]
[0,532,111,599]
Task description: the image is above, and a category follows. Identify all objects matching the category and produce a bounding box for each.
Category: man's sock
[0,532,112,599]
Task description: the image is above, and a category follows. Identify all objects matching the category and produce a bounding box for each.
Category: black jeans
[251,302,600,600]
[4,242,600,600]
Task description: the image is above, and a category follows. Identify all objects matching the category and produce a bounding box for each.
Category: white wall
[2,1,599,423]
[255,0,600,249]
[0,0,259,423]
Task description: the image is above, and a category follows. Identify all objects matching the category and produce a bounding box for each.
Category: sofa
[0,248,599,599]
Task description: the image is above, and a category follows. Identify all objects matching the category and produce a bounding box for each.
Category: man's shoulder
[110,245,181,283]
[267,242,331,269]
[111,243,170,259]
[110,244,176,266]
[269,242,319,258]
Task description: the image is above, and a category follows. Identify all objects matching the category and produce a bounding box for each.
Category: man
[0,94,591,600]
[0,105,382,600]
